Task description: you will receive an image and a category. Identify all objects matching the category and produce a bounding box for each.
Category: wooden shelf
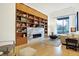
[16,20,21,23]
[21,26,27,28]
[16,4,48,46]
[16,37,27,46]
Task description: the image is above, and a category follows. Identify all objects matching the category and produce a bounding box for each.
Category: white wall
[48,15,76,35]
[69,14,76,33]
[48,7,76,35]
[48,15,57,35]
[0,3,15,42]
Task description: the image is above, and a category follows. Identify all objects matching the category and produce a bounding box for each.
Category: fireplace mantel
[27,27,44,40]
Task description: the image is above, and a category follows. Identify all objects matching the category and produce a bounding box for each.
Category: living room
[0,3,79,56]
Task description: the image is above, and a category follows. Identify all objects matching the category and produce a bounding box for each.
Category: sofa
[60,34,79,45]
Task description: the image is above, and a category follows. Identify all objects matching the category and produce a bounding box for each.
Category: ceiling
[24,3,79,15]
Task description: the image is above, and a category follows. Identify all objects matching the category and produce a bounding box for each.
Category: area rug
[47,39,61,47]
[19,47,37,56]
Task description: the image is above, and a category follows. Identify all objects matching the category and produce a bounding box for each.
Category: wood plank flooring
[16,39,79,56]
[28,40,79,56]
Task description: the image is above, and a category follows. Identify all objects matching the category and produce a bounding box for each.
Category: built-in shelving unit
[16,3,48,46]
[16,10,27,46]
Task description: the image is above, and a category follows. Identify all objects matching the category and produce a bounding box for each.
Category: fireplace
[33,34,41,38]
[27,27,44,40]
[27,27,44,45]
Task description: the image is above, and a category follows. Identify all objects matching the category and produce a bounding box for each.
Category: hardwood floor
[28,39,79,56]
[16,39,79,56]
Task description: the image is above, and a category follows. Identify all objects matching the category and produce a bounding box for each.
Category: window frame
[57,16,69,34]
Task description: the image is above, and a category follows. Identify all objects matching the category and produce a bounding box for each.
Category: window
[57,17,69,34]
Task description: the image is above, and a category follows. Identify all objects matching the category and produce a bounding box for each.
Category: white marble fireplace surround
[27,27,44,45]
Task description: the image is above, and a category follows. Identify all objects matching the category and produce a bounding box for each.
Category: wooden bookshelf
[16,10,27,46]
[16,3,48,46]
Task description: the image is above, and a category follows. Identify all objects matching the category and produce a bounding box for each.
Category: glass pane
[63,19,69,33]
[57,17,69,34]
[57,20,63,34]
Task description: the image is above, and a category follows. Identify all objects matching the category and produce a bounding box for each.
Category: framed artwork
[71,27,76,32]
